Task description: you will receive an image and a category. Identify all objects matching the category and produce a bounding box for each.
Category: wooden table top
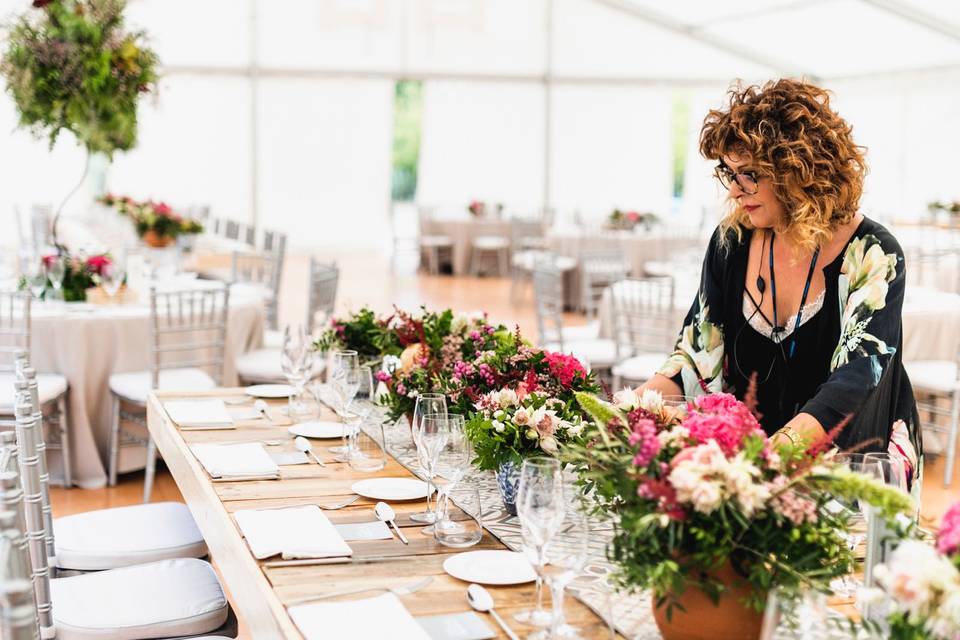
[146,389,617,639]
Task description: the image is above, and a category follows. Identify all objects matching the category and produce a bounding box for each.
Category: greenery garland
[0,0,159,156]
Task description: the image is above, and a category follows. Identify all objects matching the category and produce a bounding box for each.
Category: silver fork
[287,576,433,605]
[318,495,360,510]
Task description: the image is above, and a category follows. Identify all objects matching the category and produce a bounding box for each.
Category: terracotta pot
[652,561,764,640]
[142,230,175,248]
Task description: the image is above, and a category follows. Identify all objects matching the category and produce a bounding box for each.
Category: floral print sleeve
[801,232,905,430]
[657,230,727,397]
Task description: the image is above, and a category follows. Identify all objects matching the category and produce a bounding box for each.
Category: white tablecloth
[420,216,511,275]
[30,285,265,488]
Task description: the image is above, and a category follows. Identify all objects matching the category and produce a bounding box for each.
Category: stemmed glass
[25,260,47,300]
[414,415,449,528]
[539,494,589,639]
[325,350,360,456]
[340,365,374,461]
[426,414,471,535]
[409,393,447,524]
[516,456,566,628]
[831,453,879,597]
[281,324,314,419]
[45,255,65,303]
[97,262,124,302]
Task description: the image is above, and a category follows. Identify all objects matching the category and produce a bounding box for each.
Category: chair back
[0,432,17,476]
[0,293,31,373]
[224,219,241,241]
[149,285,230,387]
[510,218,544,252]
[0,475,35,589]
[14,393,52,634]
[30,206,52,256]
[532,261,565,347]
[17,372,54,567]
[0,512,39,640]
[307,260,339,335]
[610,277,677,357]
[580,251,630,317]
[256,230,287,330]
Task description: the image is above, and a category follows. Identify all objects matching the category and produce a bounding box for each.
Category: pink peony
[543,351,587,388]
[683,393,764,455]
[937,501,960,557]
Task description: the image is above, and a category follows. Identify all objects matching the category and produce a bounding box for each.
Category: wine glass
[409,393,447,524]
[281,324,313,419]
[329,350,359,413]
[831,453,879,597]
[538,494,590,639]
[98,262,124,302]
[426,413,471,535]
[25,260,47,300]
[516,456,565,628]
[414,415,449,528]
[45,255,66,302]
[338,365,373,460]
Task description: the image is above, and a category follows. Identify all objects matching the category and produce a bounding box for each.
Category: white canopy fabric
[1,0,958,249]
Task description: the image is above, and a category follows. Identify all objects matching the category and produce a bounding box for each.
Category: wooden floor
[48,248,960,638]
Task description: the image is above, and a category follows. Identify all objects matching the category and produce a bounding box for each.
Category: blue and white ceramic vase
[495,460,521,517]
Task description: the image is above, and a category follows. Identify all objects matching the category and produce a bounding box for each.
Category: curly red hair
[700,79,867,252]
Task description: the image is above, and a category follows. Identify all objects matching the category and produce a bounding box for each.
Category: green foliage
[313,308,402,362]
[1,0,159,156]
[391,80,422,201]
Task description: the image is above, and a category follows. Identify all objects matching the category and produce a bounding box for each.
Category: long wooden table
[147,389,616,638]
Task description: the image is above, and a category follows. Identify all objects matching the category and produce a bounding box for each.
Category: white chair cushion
[560,321,601,342]
[262,329,284,349]
[0,372,67,412]
[544,338,618,370]
[52,558,228,640]
[235,348,284,384]
[109,369,216,405]
[905,360,960,393]
[472,235,510,249]
[612,353,670,383]
[420,235,453,247]
[511,251,576,272]
[54,502,207,571]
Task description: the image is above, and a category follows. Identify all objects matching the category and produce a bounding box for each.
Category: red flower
[85,254,112,276]
[543,351,587,388]
[32,0,52,7]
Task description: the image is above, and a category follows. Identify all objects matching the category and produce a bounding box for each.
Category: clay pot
[652,561,764,640]
[142,230,175,248]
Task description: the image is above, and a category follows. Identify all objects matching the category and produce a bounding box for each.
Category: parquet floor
[48,248,960,639]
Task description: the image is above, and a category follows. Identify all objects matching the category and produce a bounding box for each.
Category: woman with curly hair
[642,78,921,479]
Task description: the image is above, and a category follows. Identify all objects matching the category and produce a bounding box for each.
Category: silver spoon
[467,584,518,640]
[374,501,408,544]
[294,436,327,467]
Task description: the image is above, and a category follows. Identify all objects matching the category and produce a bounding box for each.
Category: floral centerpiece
[566,387,913,640]
[467,200,504,218]
[19,251,113,302]
[928,200,960,215]
[314,307,403,364]
[606,209,658,231]
[98,194,203,247]
[871,500,960,640]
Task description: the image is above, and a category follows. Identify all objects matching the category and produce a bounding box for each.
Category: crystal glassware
[425,413,470,535]
[280,324,313,420]
[412,414,448,526]
[434,485,483,548]
[515,456,565,628]
[45,255,65,302]
[537,495,589,639]
[831,453,879,597]
[409,393,446,524]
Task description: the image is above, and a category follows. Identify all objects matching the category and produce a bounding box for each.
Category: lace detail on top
[742,289,825,343]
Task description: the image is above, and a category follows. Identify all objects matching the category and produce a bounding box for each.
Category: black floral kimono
[658,217,922,475]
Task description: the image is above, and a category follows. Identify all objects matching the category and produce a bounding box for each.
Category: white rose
[612,388,639,411]
[498,389,519,408]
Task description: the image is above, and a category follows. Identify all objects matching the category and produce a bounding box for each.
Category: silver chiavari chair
[306,259,339,334]
[108,285,229,502]
[0,294,71,488]
[610,276,677,390]
[580,250,631,318]
[14,375,55,572]
[6,390,229,637]
[533,262,617,375]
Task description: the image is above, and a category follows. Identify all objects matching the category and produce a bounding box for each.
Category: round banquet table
[30,282,266,488]
[419,215,512,276]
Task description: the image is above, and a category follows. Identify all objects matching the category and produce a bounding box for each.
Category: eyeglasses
[714,164,760,195]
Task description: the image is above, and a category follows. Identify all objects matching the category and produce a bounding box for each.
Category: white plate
[351,478,429,501]
[288,421,345,439]
[244,384,294,399]
[443,551,536,586]
[230,407,263,421]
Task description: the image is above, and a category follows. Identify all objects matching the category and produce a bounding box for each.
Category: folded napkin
[164,399,235,430]
[190,442,279,480]
[234,505,352,560]
[288,593,430,640]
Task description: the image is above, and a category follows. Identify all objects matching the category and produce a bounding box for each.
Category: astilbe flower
[768,476,817,526]
[684,393,764,455]
[627,417,660,468]
[440,334,464,367]
[937,501,960,557]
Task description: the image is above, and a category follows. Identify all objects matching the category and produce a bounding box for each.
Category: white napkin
[234,505,352,560]
[288,593,430,640]
[164,399,235,430]
[190,442,279,480]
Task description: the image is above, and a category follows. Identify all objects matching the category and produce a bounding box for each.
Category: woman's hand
[770,412,826,450]
[636,374,682,398]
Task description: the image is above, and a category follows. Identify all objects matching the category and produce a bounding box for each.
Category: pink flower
[395,382,407,396]
[768,476,817,526]
[543,351,587,388]
[683,393,764,455]
[638,478,685,521]
[627,417,660,468]
[937,501,960,557]
[374,370,392,383]
[85,254,111,275]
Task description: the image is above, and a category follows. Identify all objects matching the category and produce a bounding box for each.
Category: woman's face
[721,152,785,230]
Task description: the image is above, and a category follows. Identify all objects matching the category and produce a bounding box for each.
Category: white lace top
[742,289,825,343]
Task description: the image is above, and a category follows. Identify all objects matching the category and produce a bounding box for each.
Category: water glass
[515,456,565,627]
[414,415,449,526]
[409,393,447,524]
[281,325,314,419]
[98,262,124,301]
[44,255,65,302]
[832,453,879,597]
[537,500,589,639]
[434,485,483,548]
[329,350,360,414]
[760,588,831,640]
[426,414,471,535]
[348,415,386,473]
[25,261,46,300]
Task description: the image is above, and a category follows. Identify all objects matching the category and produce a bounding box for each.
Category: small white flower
[612,388,640,411]
[639,388,664,412]
[491,420,505,433]
[497,389,519,408]
[657,425,689,448]
[513,408,531,426]
[525,428,538,440]
[407,390,418,398]
[493,410,505,420]
[540,435,559,454]
[566,421,584,437]
[381,355,402,374]
[690,481,723,514]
